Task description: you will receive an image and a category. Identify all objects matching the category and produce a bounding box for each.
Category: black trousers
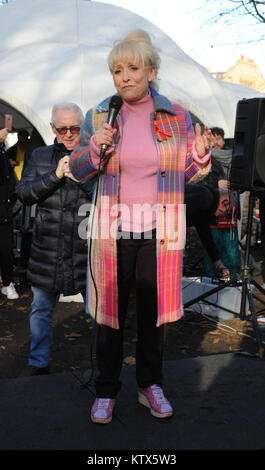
[258,191,265,259]
[185,183,220,262]
[94,232,164,398]
[0,222,14,286]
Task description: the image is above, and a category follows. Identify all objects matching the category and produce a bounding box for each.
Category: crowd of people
[0,28,260,425]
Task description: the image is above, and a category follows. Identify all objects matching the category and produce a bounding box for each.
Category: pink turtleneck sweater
[91,93,158,233]
[118,93,157,232]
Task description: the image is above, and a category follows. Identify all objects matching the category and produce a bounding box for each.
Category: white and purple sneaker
[91,398,115,424]
[138,384,173,418]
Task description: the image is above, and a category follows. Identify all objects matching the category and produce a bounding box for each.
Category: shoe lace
[97,398,110,409]
[151,385,166,403]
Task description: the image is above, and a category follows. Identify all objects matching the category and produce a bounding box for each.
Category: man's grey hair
[51,102,84,125]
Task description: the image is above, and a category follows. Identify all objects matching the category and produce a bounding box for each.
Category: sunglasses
[53,125,81,135]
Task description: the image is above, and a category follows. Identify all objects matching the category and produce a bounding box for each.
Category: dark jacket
[16,141,94,295]
[0,144,16,224]
[201,155,226,187]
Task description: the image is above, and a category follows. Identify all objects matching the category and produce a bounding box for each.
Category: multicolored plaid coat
[69,88,210,329]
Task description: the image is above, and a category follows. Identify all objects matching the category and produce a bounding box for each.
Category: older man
[16,102,94,376]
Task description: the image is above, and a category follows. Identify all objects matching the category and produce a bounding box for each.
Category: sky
[92,0,265,77]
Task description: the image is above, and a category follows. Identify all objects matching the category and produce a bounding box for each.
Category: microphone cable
[81,154,104,389]
[72,160,102,393]
[79,95,123,389]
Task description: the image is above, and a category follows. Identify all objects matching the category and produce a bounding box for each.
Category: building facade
[209,55,265,94]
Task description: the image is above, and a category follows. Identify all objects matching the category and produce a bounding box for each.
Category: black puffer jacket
[0,144,16,224]
[16,141,94,295]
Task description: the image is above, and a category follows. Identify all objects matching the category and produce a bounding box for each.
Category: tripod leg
[246,279,264,357]
[251,278,265,297]
[240,192,256,320]
[240,278,247,320]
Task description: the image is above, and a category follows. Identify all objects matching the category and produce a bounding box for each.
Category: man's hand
[214,260,230,279]
[64,169,80,182]
[56,156,70,179]
[0,128,8,144]
[218,179,230,189]
[56,156,79,182]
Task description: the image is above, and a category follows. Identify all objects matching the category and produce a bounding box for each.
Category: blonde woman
[69,30,211,424]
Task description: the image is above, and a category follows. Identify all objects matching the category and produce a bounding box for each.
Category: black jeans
[259,192,265,258]
[0,222,14,286]
[94,231,164,398]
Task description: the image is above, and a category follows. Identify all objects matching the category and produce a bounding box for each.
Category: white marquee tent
[0,0,263,144]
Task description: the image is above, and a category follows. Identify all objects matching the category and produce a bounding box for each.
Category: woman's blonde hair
[108,29,160,90]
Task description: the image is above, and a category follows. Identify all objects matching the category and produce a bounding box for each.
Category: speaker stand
[184,191,265,358]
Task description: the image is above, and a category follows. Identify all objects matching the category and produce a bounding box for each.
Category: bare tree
[223,1,263,21]
[204,1,265,23]
[199,0,265,43]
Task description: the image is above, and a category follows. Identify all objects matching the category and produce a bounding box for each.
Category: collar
[96,87,176,115]
[53,138,72,155]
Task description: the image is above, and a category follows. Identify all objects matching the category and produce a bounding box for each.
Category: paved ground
[2,197,265,458]
[1,353,265,455]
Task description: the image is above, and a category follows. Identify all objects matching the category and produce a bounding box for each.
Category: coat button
[160,239,165,245]
[161,171,167,177]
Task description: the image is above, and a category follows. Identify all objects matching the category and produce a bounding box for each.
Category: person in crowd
[68,29,212,424]
[14,129,46,274]
[6,129,30,182]
[0,128,19,299]
[185,182,231,279]
[255,190,265,286]
[201,126,240,279]
[16,102,94,376]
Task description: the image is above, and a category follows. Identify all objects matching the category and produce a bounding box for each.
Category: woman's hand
[194,123,212,158]
[94,122,117,150]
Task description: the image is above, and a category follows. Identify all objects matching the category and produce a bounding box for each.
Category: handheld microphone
[100,94,123,159]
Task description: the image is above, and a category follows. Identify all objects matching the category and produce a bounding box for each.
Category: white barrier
[182,277,249,320]
[59,293,84,303]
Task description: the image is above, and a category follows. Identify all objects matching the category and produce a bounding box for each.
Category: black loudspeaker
[230,97,265,191]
